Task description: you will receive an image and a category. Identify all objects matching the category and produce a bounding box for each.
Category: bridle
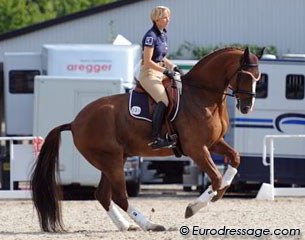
[229,62,261,98]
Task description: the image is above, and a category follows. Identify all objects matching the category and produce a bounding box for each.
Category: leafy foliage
[170,41,277,60]
[0,0,115,34]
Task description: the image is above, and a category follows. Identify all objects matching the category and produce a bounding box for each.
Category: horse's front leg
[185,145,222,218]
[209,138,239,202]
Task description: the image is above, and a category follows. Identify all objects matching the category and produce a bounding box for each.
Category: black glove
[163,69,176,79]
[173,65,184,76]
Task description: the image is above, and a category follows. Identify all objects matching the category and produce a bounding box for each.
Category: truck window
[286,74,304,100]
[255,73,268,98]
[9,70,40,94]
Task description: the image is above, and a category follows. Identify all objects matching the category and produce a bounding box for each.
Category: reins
[174,78,235,97]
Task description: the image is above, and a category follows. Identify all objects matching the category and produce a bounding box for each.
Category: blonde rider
[139,6,183,149]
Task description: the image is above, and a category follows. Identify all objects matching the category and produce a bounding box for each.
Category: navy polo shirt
[142,24,168,63]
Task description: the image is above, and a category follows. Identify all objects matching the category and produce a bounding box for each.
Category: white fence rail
[257,134,305,200]
[0,136,43,199]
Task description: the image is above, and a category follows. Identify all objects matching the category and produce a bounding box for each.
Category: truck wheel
[183,186,192,192]
[126,180,140,197]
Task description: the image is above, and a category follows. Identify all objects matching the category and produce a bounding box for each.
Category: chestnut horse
[31,47,263,232]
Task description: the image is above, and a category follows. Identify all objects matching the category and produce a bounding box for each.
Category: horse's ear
[243,47,250,63]
[256,47,266,60]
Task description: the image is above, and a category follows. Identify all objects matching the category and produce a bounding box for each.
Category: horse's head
[230,47,264,114]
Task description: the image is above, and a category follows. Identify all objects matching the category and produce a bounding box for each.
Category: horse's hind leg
[106,161,166,232]
[209,138,239,202]
[95,173,133,231]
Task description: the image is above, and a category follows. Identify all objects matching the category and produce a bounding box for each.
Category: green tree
[34,0,114,17]
[0,0,115,34]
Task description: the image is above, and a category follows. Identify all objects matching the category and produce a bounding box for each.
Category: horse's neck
[182,52,241,103]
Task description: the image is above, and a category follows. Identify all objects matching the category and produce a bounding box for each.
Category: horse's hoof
[127,225,141,231]
[185,201,207,218]
[147,224,166,232]
[185,206,194,219]
[211,194,221,202]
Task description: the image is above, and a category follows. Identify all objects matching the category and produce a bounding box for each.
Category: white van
[3,44,141,136]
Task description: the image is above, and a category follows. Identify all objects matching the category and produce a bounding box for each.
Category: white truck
[1,43,142,196]
[4,44,141,136]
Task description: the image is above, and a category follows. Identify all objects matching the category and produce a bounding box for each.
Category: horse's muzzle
[236,99,252,114]
[241,105,251,114]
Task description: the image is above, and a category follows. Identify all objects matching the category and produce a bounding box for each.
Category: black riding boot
[149,102,174,149]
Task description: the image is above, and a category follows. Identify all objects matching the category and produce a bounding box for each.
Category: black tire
[126,180,140,197]
[183,186,192,192]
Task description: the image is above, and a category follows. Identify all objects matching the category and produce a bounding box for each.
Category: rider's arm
[142,46,166,73]
[162,57,176,71]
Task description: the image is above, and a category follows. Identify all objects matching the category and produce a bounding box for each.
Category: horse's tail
[30,123,71,232]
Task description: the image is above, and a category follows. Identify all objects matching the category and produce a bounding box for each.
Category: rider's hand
[173,65,184,76]
[163,69,176,79]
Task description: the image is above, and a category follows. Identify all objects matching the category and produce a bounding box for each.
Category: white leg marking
[186,185,217,216]
[220,165,238,189]
[127,205,154,231]
[251,81,257,111]
[107,201,130,231]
